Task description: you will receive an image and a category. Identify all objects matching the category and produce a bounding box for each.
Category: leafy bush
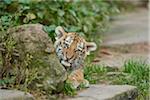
[0,0,120,42]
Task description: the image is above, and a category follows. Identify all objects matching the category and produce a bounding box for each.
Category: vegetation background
[0,0,148,99]
[0,0,132,42]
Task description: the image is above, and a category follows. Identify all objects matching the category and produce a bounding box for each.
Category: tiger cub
[54,26,97,89]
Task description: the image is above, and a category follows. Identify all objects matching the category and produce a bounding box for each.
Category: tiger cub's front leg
[67,68,89,89]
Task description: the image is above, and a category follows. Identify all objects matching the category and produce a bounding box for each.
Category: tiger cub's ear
[86,42,97,55]
[55,26,66,40]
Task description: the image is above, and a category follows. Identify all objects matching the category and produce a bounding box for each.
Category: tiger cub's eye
[77,42,84,51]
[64,36,74,48]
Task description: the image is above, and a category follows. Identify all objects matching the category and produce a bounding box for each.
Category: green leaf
[44,25,56,33]
[37,12,44,19]
[26,13,36,20]
[78,32,85,37]
[83,25,88,33]
[58,10,65,17]
[68,26,80,32]
[43,25,56,42]
[0,15,12,27]
[69,9,76,17]
[4,0,12,4]
[23,17,29,23]
[18,0,31,4]
[22,6,30,11]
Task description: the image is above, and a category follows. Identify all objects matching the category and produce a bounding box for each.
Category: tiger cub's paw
[80,79,90,88]
[65,79,79,90]
[66,79,89,90]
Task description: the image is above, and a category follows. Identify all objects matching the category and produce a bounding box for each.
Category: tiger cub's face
[54,26,97,70]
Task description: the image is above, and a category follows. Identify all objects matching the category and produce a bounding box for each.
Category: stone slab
[0,89,34,100]
[67,85,138,100]
[93,53,149,68]
[102,9,148,46]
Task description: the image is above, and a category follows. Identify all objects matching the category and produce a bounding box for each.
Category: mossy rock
[0,24,67,95]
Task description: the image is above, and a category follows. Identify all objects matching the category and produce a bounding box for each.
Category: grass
[84,64,108,84]
[63,81,77,96]
[83,60,149,100]
[123,60,149,100]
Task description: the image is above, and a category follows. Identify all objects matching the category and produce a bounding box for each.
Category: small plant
[122,60,149,99]
[63,81,77,96]
[84,64,107,84]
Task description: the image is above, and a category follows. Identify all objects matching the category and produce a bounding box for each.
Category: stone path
[102,8,148,46]
[93,42,149,68]
[67,85,138,100]
[93,8,149,67]
[0,89,34,100]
